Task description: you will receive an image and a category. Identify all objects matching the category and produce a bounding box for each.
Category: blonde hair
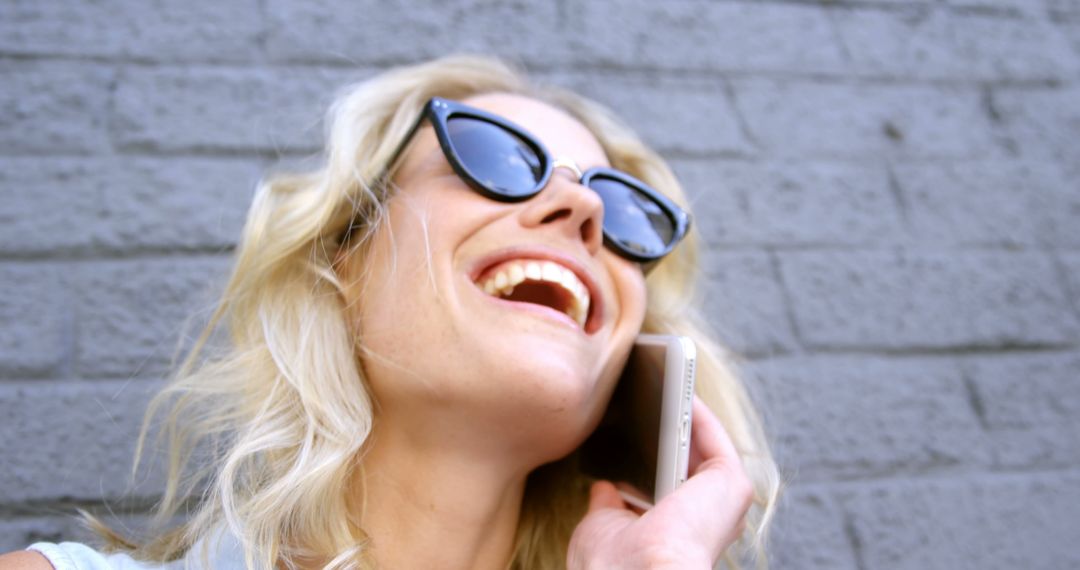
[92,54,782,569]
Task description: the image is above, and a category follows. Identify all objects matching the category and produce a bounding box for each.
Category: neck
[353,417,533,570]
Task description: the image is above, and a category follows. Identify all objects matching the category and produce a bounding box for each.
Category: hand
[567,397,754,569]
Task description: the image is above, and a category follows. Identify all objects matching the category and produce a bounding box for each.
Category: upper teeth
[478,260,591,328]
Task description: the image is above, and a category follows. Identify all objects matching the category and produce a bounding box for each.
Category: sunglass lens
[446,117,544,198]
[589,177,675,258]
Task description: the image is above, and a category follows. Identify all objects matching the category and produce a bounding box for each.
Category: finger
[655,455,755,558]
[689,396,743,475]
[587,480,626,512]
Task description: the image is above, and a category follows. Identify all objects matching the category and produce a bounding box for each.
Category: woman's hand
[567,397,754,569]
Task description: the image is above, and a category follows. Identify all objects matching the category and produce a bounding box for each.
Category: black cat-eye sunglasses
[376,97,691,264]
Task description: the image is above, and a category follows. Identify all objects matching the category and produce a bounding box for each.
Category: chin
[483,356,617,463]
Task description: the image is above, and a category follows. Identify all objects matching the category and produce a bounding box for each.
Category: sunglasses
[376,97,691,265]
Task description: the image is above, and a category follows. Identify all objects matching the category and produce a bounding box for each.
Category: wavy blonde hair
[92,54,782,569]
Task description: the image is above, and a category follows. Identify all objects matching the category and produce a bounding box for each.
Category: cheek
[615,262,649,331]
[589,262,648,403]
[347,204,437,368]
[345,191,487,397]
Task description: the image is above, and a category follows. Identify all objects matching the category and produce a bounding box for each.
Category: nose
[518,157,604,256]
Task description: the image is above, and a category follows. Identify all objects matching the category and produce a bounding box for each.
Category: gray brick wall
[2,1,1078,567]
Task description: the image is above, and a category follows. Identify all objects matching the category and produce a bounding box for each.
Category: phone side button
[680,415,690,444]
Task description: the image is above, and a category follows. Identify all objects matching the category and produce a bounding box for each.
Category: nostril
[580,217,597,245]
[541,208,572,224]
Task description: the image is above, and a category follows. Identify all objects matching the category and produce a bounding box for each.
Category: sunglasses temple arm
[342,103,431,244]
[375,102,432,190]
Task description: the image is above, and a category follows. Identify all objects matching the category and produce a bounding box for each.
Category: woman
[1,54,780,569]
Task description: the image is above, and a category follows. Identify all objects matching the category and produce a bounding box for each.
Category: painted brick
[565,0,845,74]
[111,67,365,153]
[768,486,859,570]
[0,514,154,553]
[1045,161,1080,247]
[0,264,68,377]
[1059,22,1080,61]
[944,0,1034,13]
[893,159,1077,247]
[667,159,744,244]
[698,251,797,357]
[73,257,232,378]
[2,2,1080,567]
[265,0,561,65]
[732,79,1002,159]
[831,8,1075,81]
[1048,0,1080,22]
[848,0,934,5]
[1063,253,1080,311]
[548,73,753,156]
[0,0,261,62]
[992,86,1080,164]
[959,352,1080,468]
[0,157,260,255]
[671,159,903,247]
[747,356,988,480]
[0,517,94,553]
[837,471,1080,570]
[777,250,1080,350]
[0,380,163,503]
[0,62,113,155]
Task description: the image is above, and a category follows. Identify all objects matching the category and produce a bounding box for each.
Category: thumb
[588,480,625,512]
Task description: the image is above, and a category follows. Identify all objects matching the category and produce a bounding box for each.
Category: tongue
[501,281,572,315]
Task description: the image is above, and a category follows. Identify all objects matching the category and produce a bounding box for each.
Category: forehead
[460,92,610,170]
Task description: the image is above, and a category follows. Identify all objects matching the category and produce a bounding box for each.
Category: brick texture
[732,79,1003,159]
[778,250,1079,350]
[2,0,1079,567]
[837,471,1080,569]
[959,352,1080,468]
[892,159,1076,247]
[0,62,114,155]
[112,67,367,153]
[749,356,990,480]
[563,0,846,74]
[0,0,262,62]
[0,157,261,255]
[0,380,163,503]
[768,486,859,570]
[0,264,68,376]
[551,73,753,156]
[698,251,797,357]
[831,7,1076,81]
[73,257,232,378]
[673,158,904,247]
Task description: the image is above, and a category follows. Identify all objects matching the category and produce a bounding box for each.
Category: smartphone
[578,334,697,506]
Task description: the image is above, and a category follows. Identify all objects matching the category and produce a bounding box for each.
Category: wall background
[2,0,1079,568]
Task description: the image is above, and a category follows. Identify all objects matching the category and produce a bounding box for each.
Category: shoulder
[1,543,173,570]
[0,550,54,570]
[4,527,246,570]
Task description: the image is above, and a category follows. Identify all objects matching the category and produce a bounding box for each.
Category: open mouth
[475,259,592,329]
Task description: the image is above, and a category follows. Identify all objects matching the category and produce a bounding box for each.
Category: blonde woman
[1,55,781,570]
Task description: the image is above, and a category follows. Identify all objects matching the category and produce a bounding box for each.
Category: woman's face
[343,93,648,462]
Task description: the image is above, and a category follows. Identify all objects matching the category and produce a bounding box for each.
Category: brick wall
[2,1,1079,568]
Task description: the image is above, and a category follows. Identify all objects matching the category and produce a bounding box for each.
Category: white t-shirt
[27,528,245,570]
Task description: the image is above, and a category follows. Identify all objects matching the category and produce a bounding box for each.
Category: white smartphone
[578,334,697,506]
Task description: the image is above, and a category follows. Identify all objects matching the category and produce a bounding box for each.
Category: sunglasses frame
[381,96,691,264]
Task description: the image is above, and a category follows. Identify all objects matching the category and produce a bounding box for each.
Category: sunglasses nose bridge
[550,156,584,182]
